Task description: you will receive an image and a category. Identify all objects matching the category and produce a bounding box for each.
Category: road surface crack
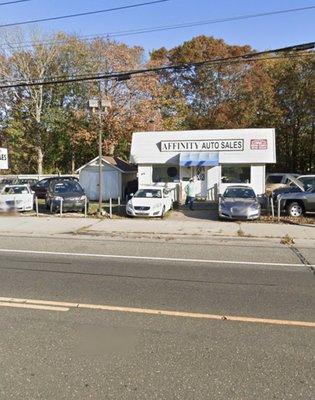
[290,246,314,274]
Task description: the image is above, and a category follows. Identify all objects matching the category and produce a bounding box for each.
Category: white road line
[0,301,69,312]
[0,297,314,328]
[0,248,310,268]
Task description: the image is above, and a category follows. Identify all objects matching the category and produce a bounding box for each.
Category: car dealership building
[130,129,276,202]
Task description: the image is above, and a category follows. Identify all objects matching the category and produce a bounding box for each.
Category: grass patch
[280,234,295,245]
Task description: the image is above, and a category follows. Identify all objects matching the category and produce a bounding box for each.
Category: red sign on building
[250,139,268,150]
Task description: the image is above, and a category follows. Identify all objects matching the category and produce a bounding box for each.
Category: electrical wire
[0,42,313,89]
[2,5,314,49]
[0,0,29,5]
[0,0,170,28]
[0,51,313,85]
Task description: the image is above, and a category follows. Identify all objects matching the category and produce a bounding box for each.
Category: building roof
[76,156,137,174]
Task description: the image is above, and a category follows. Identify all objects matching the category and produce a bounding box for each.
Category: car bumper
[219,211,260,220]
[51,200,86,211]
[0,205,33,212]
[126,208,163,217]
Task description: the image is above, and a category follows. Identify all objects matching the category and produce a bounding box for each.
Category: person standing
[185,178,196,210]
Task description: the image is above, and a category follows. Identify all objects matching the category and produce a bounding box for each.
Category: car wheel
[287,202,304,218]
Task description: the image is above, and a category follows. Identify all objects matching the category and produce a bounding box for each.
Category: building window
[152,165,179,183]
[221,165,251,184]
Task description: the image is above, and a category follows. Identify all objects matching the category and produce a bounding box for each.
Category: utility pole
[89,98,111,215]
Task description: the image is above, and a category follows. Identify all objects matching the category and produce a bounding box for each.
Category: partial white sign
[0,148,8,169]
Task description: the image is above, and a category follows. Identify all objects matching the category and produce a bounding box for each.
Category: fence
[0,174,78,182]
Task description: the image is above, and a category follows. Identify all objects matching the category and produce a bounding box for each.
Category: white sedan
[126,187,173,218]
[0,184,34,212]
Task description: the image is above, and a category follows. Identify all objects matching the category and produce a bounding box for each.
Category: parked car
[45,179,88,213]
[218,185,261,220]
[272,176,305,203]
[277,187,315,217]
[15,178,38,186]
[126,187,173,218]
[265,173,299,196]
[0,177,15,190]
[0,184,34,212]
[272,175,315,204]
[32,176,78,199]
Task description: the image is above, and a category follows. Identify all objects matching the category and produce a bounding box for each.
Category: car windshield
[134,189,162,198]
[3,186,29,194]
[298,177,315,190]
[53,181,83,194]
[223,188,256,199]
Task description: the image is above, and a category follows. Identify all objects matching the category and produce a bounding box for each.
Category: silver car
[219,186,261,220]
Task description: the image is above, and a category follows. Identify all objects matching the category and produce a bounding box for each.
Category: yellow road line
[0,297,314,328]
[0,301,69,312]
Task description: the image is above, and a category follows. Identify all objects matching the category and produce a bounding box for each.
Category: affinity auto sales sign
[160,139,244,152]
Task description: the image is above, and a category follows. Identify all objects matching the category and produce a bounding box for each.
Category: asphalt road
[0,235,314,400]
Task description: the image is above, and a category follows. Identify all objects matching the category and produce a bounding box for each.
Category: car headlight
[219,202,228,210]
[80,195,87,201]
[248,204,260,215]
[126,201,133,210]
[153,203,162,209]
[54,196,63,201]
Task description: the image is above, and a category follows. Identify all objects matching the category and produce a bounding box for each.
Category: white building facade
[130,129,276,202]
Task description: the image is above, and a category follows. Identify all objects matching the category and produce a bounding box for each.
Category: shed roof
[76,156,137,173]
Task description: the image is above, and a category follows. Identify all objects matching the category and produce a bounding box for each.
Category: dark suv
[45,179,88,213]
[31,176,78,199]
[279,187,315,217]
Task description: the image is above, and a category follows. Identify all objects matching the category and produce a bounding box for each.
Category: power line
[0,0,170,29]
[0,0,29,5]
[0,42,313,89]
[1,52,313,85]
[2,5,315,49]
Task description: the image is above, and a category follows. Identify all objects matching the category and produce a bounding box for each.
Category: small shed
[76,156,137,201]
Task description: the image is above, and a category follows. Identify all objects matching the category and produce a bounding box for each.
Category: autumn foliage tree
[0,32,314,174]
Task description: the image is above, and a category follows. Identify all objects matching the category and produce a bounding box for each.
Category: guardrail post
[60,198,63,217]
[109,198,112,219]
[270,197,274,218]
[35,197,39,217]
[84,197,88,218]
[277,197,281,222]
[118,196,121,206]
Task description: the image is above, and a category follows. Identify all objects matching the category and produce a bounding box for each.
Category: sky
[0,0,314,53]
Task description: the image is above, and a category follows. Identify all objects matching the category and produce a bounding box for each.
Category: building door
[193,166,207,198]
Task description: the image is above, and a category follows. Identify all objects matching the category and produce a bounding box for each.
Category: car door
[305,188,315,211]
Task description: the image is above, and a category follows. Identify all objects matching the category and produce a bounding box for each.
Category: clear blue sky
[0,0,314,53]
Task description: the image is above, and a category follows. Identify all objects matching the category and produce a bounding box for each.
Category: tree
[0,29,62,174]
